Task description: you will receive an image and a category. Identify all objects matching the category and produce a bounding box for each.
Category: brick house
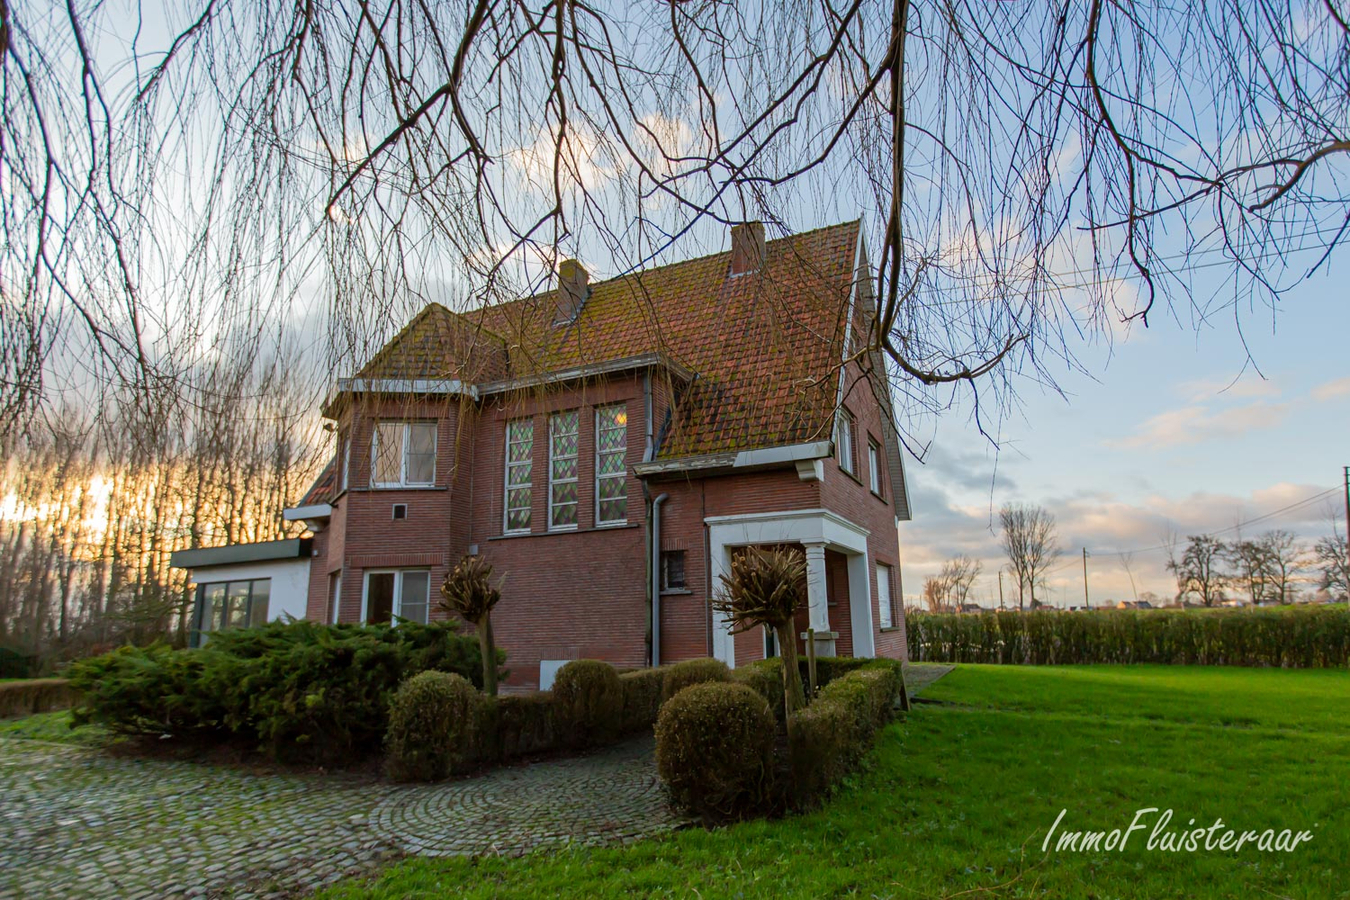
[178,220,913,689]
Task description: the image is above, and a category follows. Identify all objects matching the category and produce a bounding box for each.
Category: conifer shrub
[660,657,731,701]
[385,671,487,781]
[655,681,774,821]
[551,659,623,748]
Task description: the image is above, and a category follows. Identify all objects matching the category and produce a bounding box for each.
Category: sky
[899,259,1350,607]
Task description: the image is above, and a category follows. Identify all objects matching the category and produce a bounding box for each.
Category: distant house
[171,221,913,689]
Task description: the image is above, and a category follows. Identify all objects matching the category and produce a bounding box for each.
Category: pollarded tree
[438,556,503,696]
[711,547,808,714]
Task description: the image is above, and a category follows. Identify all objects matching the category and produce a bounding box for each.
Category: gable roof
[330,221,878,462]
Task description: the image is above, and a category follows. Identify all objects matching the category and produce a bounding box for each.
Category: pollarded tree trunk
[477,614,498,697]
[774,621,806,713]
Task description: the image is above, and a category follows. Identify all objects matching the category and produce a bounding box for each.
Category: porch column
[802,541,836,657]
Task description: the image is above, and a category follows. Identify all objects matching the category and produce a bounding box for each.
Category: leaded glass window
[595,404,628,524]
[549,410,580,529]
[504,419,533,532]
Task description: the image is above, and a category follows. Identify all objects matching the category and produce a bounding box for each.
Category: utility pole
[1082,548,1090,610]
[1343,466,1349,559]
[998,569,1005,609]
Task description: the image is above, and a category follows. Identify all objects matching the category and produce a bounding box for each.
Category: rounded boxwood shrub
[661,657,731,701]
[551,660,623,748]
[655,681,774,821]
[730,658,785,720]
[385,671,486,781]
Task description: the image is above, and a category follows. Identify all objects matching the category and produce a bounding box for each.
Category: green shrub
[906,606,1350,667]
[68,644,226,737]
[494,692,555,758]
[619,667,666,733]
[785,663,904,809]
[730,658,785,720]
[551,660,623,748]
[661,658,731,701]
[0,678,79,718]
[67,620,492,765]
[385,671,487,781]
[655,682,774,821]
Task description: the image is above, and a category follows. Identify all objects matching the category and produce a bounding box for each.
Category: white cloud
[1310,375,1350,401]
[1113,400,1288,449]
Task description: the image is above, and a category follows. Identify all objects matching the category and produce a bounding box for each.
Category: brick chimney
[728,221,766,276]
[555,258,590,323]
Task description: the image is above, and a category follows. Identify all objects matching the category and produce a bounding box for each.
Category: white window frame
[329,572,342,624]
[503,419,534,533]
[360,569,431,625]
[877,564,895,630]
[594,404,628,526]
[340,433,351,493]
[549,410,580,531]
[868,438,882,495]
[370,421,437,488]
[836,408,856,475]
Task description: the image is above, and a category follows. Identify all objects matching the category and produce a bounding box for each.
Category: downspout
[651,492,669,667]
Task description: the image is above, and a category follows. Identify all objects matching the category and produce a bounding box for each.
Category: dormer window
[371,421,437,487]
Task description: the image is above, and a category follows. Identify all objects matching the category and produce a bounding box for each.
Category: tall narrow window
[371,421,437,487]
[836,408,857,475]
[876,564,895,629]
[329,573,342,624]
[549,410,580,529]
[595,404,628,524]
[340,434,351,492]
[504,419,533,533]
[868,438,883,496]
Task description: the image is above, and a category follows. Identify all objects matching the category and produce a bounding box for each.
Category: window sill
[879,626,902,633]
[488,523,640,541]
[660,587,692,596]
[871,489,888,505]
[354,485,447,492]
[837,466,863,486]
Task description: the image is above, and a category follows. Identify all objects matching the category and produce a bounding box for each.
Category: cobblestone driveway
[0,737,679,900]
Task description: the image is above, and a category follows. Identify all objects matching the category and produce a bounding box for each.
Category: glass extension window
[504,419,533,532]
[195,578,271,644]
[549,410,580,529]
[876,564,896,629]
[595,404,628,524]
[372,421,437,487]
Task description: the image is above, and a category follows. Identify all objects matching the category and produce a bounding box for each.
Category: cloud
[1113,400,1288,449]
[1311,376,1350,402]
[1178,376,1281,402]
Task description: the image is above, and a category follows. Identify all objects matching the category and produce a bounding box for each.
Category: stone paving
[0,737,680,899]
[0,664,950,899]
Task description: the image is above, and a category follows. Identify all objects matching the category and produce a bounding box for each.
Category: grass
[319,665,1349,900]
[0,709,108,746]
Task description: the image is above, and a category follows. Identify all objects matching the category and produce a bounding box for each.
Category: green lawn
[320,665,1349,899]
[0,709,108,746]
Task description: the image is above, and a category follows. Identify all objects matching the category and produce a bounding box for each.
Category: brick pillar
[803,541,836,657]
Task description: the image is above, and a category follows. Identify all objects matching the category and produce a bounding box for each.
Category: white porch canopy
[705,508,876,667]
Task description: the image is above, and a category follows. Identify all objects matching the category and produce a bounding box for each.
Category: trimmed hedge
[785,659,905,808]
[68,620,494,764]
[619,667,666,733]
[655,682,775,821]
[0,678,78,718]
[494,692,556,758]
[906,606,1350,667]
[551,660,624,749]
[661,658,731,701]
[386,671,487,781]
[730,658,785,720]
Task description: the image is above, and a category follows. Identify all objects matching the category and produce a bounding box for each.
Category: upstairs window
[340,433,351,492]
[595,404,628,524]
[836,408,857,475]
[549,410,580,529]
[868,438,883,496]
[372,421,436,487]
[504,419,533,533]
